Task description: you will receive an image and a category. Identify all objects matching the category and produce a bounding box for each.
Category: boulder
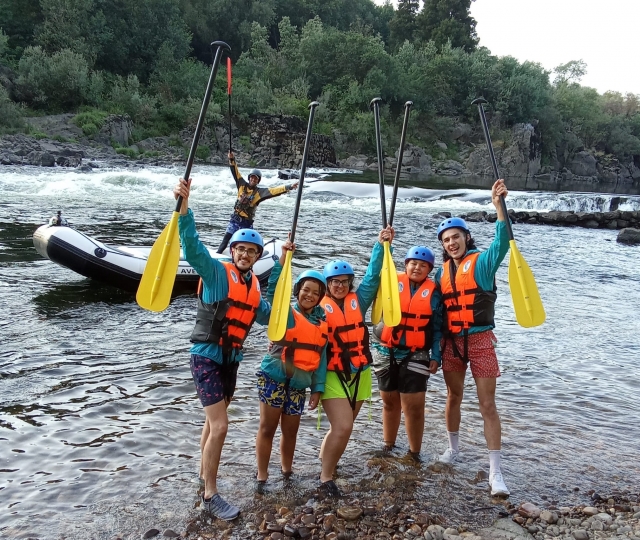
[569,151,597,177]
[450,123,473,143]
[99,114,133,147]
[617,228,640,245]
[466,122,541,178]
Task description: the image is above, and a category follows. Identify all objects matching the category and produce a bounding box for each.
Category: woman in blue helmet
[372,246,443,461]
[174,177,272,521]
[317,225,394,497]
[434,178,511,497]
[254,239,328,490]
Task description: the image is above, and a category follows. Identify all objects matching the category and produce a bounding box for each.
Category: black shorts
[190,354,239,407]
[375,353,430,394]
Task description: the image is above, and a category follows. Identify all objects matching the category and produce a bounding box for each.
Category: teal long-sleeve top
[259,261,327,393]
[178,209,271,364]
[372,279,444,364]
[434,219,510,335]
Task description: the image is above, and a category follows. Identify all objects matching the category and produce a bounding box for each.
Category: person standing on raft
[317,225,394,498]
[217,152,298,253]
[372,245,443,461]
[254,240,328,492]
[435,178,511,497]
[174,177,271,521]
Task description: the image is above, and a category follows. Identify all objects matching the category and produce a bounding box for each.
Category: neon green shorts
[321,368,372,401]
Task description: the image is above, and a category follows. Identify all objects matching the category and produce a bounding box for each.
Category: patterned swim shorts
[256,371,306,416]
[442,331,501,379]
[190,354,239,407]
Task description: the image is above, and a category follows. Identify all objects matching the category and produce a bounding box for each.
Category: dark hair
[295,277,326,302]
[442,234,477,262]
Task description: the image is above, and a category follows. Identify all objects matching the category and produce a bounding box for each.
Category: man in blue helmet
[373,245,443,461]
[217,152,299,253]
[174,177,272,521]
[434,178,511,497]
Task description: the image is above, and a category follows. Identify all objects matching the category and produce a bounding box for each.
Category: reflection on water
[1,167,640,539]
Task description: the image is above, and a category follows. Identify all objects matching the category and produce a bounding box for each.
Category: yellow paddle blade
[136,212,181,312]
[380,241,401,327]
[267,250,293,342]
[507,239,546,328]
[371,283,383,325]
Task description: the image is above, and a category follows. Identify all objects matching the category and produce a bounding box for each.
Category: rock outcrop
[460,209,640,231]
[466,122,541,178]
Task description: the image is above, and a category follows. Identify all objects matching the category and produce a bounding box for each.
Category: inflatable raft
[33,214,283,295]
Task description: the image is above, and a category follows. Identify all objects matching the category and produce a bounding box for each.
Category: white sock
[489,450,501,476]
[447,431,459,452]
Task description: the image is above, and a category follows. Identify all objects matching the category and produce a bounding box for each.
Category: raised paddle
[472,97,546,328]
[370,97,401,328]
[267,101,320,342]
[136,41,230,312]
[372,100,413,325]
[227,57,232,152]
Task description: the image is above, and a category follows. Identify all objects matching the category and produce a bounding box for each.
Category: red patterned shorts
[441,330,500,379]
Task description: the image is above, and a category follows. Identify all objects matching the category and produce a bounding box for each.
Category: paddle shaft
[474,100,515,240]
[174,41,230,213]
[227,57,232,152]
[370,97,387,228]
[389,101,413,227]
[289,101,320,243]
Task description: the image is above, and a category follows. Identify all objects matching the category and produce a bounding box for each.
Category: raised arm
[228,151,245,189]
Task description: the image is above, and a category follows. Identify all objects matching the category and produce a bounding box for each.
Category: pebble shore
[115,457,639,540]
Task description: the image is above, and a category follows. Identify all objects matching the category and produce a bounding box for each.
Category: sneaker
[438,448,461,464]
[202,494,240,521]
[318,479,342,498]
[489,472,510,497]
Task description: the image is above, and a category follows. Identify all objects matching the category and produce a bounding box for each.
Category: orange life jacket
[322,293,372,374]
[190,262,262,348]
[440,252,496,334]
[276,309,328,373]
[380,273,435,352]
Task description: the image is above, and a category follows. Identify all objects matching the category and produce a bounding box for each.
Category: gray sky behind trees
[375,0,639,95]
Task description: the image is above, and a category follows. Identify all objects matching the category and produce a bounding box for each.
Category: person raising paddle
[255,241,328,492]
[372,245,443,461]
[174,177,271,521]
[435,178,511,497]
[317,225,394,498]
[216,152,298,253]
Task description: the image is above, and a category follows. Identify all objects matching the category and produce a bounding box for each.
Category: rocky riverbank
[122,463,640,540]
[4,113,640,191]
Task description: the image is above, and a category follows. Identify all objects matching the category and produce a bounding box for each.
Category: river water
[1,164,640,539]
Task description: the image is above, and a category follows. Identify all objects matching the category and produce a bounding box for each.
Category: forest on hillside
[1,0,639,167]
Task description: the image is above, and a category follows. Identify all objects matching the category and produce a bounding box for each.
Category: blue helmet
[437,217,469,240]
[229,228,264,256]
[405,245,435,266]
[323,260,354,279]
[293,270,327,300]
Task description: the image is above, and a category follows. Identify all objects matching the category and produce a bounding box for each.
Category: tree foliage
[0,0,638,163]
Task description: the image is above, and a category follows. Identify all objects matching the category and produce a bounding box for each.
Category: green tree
[0,0,42,60]
[388,0,419,51]
[98,0,191,81]
[553,59,587,85]
[36,0,106,64]
[16,46,89,109]
[416,0,478,52]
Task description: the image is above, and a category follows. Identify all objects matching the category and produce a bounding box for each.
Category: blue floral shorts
[256,371,306,416]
